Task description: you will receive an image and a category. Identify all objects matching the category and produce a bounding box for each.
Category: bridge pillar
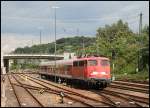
[1,67,7,107]
[1,53,7,107]
[4,59,9,73]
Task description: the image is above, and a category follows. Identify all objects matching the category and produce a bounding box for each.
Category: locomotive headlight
[90,71,98,75]
[100,72,106,75]
[90,71,107,76]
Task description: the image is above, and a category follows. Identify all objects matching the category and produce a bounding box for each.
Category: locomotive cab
[72,57,111,89]
[87,58,111,88]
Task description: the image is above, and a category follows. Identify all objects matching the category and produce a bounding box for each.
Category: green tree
[96,20,139,74]
[138,25,149,71]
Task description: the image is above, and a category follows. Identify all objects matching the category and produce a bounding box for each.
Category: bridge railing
[3,53,64,56]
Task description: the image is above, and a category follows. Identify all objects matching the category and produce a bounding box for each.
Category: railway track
[102,90,149,107]
[109,83,149,93]
[101,90,149,107]
[5,73,149,107]
[7,74,44,107]
[93,90,143,107]
[11,82,98,107]
[112,80,149,89]
[7,75,21,107]
[103,88,149,105]
[18,74,116,107]
[20,74,150,107]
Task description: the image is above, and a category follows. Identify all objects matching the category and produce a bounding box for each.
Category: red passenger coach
[39,56,111,89]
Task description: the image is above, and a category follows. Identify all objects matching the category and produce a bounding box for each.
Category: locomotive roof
[75,56,109,61]
[39,56,109,66]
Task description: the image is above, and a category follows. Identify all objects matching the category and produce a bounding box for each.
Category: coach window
[79,61,85,67]
[88,60,97,66]
[73,61,78,67]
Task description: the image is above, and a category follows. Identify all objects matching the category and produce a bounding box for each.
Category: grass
[113,71,149,83]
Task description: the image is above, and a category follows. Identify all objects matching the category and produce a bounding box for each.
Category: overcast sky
[1,1,149,53]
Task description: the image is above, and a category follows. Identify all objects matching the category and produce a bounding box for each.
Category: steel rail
[112,81,149,88]
[103,89,149,104]
[110,83,149,93]
[7,75,22,107]
[101,90,144,107]
[12,83,46,90]
[12,83,60,95]
[12,74,45,107]
[96,92,118,106]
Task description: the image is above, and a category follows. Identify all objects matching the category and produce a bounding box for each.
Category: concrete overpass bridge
[3,54,64,60]
[2,54,64,73]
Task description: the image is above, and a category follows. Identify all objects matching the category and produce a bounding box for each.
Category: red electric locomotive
[39,56,111,89]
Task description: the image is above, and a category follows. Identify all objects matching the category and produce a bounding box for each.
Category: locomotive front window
[88,60,97,66]
[101,60,110,66]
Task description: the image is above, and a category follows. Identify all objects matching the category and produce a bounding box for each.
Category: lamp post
[137,12,143,73]
[38,28,42,55]
[52,6,59,83]
[40,29,41,46]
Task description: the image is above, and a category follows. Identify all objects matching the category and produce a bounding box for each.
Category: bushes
[115,72,149,82]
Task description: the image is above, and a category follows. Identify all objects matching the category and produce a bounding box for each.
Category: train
[39,56,111,89]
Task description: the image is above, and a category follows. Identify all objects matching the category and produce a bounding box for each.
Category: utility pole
[40,29,42,55]
[40,30,41,45]
[77,28,79,36]
[32,39,33,45]
[139,12,143,36]
[54,7,56,83]
[31,39,34,55]
[82,37,85,55]
[52,6,59,83]
[137,12,143,73]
